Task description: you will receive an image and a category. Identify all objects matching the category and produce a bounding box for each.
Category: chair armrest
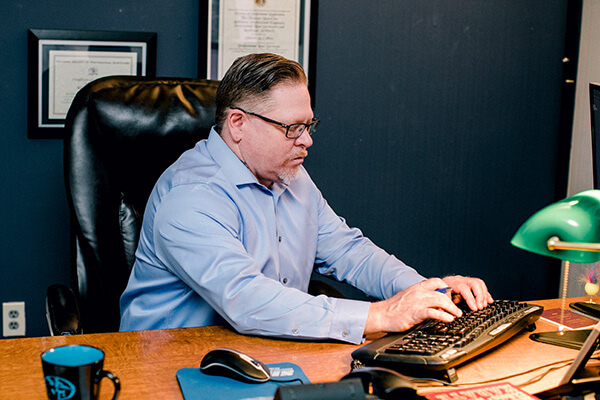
[46,284,82,335]
[308,271,376,302]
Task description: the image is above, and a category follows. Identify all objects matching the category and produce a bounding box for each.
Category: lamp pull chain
[559,260,570,335]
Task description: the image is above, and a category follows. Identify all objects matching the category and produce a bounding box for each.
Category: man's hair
[214,53,307,133]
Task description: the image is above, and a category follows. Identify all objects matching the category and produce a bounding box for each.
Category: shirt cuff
[328,298,371,344]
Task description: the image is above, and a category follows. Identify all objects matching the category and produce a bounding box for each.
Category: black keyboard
[351,300,543,382]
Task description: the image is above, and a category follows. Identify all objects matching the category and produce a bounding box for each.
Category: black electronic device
[200,348,271,383]
[341,367,422,400]
[351,300,543,382]
[274,379,367,400]
[535,322,600,399]
[274,367,426,400]
[570,301,600,320]
[590,82,600,190]
[530,329,593,350]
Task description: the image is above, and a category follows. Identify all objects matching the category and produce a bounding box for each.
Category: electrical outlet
[3,302,25,337]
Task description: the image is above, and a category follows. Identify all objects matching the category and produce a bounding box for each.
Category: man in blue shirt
[120,53,493,344]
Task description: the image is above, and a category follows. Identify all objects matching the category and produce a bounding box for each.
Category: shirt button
[342,330,349,337]
[292,328,299,334]
[282,278,288,284]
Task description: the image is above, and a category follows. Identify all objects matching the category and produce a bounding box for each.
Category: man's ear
[226,109,245,143]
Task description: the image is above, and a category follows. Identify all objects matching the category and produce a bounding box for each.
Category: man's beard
[278,165,302,184]
[277,150,307,184]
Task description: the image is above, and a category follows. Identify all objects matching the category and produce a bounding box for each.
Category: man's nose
[294,129,313,148]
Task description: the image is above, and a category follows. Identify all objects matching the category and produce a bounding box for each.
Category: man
[120,53,493,344]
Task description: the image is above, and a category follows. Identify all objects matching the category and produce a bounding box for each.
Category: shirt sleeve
[152,184,370,344]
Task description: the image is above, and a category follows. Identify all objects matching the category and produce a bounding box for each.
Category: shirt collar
[206,127,288,195]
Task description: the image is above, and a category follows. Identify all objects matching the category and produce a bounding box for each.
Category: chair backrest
[64,76,219,333]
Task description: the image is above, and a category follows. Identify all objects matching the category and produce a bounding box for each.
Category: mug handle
[97,370,121,400]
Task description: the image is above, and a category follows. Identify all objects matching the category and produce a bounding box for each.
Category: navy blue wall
[0,1,200,337]
[1,0,571,337]
[309,1,571,302]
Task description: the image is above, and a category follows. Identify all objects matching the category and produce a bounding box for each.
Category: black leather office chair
[46,76,219,335]
[46,75,371,336]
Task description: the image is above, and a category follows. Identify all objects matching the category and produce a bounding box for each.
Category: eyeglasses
[232,107,320,139]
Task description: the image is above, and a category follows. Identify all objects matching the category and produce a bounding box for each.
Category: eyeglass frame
[231,107,320,139]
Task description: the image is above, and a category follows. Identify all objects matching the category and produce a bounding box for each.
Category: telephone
[274,367,425,400]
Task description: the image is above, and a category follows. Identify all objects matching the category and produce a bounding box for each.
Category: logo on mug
[45,376,77,400]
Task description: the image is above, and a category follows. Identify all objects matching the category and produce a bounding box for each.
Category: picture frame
[198,0,318,105]
[27,29,157,139]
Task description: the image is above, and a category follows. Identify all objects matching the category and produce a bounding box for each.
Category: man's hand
[364,276,493,336]
[442,274,493,311]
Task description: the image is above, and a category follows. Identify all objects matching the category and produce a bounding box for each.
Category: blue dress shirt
[119,129,425,343]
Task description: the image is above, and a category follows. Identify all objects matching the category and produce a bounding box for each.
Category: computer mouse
[200,348,271,383]
[341,367,422,399]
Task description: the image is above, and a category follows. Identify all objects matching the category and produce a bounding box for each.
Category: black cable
[410,377,460,387]
[270,377,306,385]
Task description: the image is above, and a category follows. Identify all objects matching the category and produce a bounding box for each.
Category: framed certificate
[199,0,317,103]
[27,29,157,139]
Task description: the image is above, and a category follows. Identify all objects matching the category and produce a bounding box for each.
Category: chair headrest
[65,76,219,212]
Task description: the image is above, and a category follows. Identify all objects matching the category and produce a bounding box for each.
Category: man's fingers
[443,275,494,311]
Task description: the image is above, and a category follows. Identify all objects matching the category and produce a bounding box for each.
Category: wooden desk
[0,297,597,399]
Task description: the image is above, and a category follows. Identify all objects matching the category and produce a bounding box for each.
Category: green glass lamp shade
[511,190,600,263]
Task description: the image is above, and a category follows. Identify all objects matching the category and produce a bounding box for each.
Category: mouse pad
[177,362,311,400]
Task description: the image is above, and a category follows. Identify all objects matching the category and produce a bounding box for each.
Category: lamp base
[530,330,593,350]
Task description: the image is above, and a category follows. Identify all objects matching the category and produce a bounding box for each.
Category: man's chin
[278,166,302,184]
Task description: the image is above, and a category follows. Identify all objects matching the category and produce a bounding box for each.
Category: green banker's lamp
[512,190,600,397]
[512,190,600,264]
[511,189,600,333]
